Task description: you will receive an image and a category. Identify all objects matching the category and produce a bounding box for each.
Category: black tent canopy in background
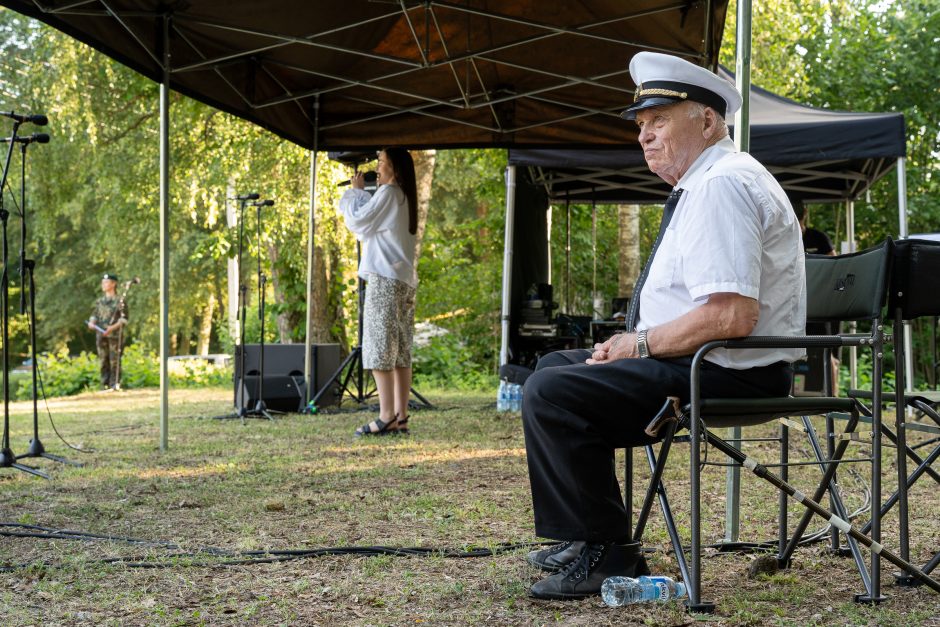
[0,1,732,448]
[2,0,728,150]
[509,67,906,204]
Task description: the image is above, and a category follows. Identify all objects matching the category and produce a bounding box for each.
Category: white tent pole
[897,157,915,394]
[159,14,171,452]
[898,157,909,238]
[499,165,517,367]
[303,97,320,405]
[848,199,858,389]
[723,0,752,547]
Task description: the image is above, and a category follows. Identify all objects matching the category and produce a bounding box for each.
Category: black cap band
[625,80,727,118]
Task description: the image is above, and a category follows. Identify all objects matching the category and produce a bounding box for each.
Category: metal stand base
[686,600,716,613]
[1,446,48,479]
[16,437,83,467]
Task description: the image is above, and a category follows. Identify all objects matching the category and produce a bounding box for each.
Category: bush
[16,344,233,399]
[412,332,493,391]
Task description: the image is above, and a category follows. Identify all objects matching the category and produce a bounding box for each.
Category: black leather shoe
[526,541,586,572]
[528,541,650,600]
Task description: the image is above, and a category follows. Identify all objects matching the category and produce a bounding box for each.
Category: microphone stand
[251,198,277,420]
[0,120,46,478]
[15,139,80,468]
[214,196,275,422]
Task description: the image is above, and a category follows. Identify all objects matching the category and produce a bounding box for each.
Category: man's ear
[701,106,720,139]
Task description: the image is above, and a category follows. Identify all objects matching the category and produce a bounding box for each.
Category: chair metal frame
[625,240,940,611]
[858,238,940,583]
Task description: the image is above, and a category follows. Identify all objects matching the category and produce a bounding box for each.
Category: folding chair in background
[853,237,940,585]
[625,240,940,612]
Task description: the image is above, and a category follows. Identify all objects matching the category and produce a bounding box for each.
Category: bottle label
[645,576,671,601]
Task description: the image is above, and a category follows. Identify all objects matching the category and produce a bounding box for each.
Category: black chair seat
[696,397,856,428]
[850,388,940,405]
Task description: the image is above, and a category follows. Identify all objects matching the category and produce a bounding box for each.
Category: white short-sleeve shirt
[637,136,807,369]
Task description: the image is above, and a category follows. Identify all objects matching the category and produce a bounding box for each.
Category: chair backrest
[805,239,893,324]
[888,238,940,319]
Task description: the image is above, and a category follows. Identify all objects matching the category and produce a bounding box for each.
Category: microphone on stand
[0,112,48,126]
[338,171,377,186]
[229,192,260,201]
[1,133,50,144]
[251,199,275,207]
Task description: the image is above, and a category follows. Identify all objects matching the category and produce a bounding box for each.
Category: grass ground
[1,386,939,626]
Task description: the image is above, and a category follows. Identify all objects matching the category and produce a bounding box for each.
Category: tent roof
[509,67,906,203]
[2,0,728,151]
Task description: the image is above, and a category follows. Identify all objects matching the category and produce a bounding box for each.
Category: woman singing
[340,147,419,437]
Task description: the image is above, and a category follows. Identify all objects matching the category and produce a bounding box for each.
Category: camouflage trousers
[96,333,123,388]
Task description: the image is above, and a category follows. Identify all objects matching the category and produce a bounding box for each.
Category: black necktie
[625,188,684,332]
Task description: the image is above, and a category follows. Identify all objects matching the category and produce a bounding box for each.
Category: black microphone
[0,133,50,144]
[229,192,260,201]
[338,171,377,186]
[251,199,275,207]
[0,111,48,126]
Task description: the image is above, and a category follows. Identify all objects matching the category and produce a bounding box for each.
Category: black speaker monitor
[234,343,341,410]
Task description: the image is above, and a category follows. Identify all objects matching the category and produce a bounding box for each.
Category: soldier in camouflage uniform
[87,273,128,390]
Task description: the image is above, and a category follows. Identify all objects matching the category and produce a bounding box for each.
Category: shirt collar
[675,135,737,191]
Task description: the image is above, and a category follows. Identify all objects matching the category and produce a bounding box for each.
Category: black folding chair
[851,238,940,584]
[626,240,940,612]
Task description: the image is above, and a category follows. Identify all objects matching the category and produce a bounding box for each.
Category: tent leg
[159,14,171,452]
[304,97,320,407]
[499,165,516,367]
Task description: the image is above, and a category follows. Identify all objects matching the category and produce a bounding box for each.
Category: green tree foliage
[723,0,940,386]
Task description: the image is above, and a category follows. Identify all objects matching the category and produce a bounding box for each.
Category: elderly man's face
[635,101,712,186]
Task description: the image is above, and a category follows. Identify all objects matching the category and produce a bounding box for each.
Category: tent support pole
[499,165,516,367]
[897,157,915,395]
[847,199,858,390]
[721,0,753,550]
[304,97,320,406]
[159,13,171,452]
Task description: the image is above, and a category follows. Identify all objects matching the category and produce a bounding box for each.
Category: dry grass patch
[1,386,939,625]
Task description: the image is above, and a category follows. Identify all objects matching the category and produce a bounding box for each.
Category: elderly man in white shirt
[522,52,806,600]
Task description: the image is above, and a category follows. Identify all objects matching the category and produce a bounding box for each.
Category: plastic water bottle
[509,382,523,412]
[601,575,687,607]
[496,380,509,412]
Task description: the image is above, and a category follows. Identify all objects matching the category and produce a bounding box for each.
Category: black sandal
[354,415,398,437]
[394,414,410,435]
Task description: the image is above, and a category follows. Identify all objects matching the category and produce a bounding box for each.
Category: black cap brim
[620,96,683,120]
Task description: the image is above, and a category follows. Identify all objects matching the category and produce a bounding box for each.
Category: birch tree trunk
[618,204,641,299]
[196,292,215,354]
[412,149,437,262]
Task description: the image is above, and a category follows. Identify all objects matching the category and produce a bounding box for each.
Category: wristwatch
[636,329,651,359]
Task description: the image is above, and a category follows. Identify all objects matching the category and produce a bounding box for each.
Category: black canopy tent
[508,67,906,205]
[0,0,731,448]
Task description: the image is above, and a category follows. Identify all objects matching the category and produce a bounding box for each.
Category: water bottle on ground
[496,379,509,412]
[601,575,687,607]
[509,382,523,412]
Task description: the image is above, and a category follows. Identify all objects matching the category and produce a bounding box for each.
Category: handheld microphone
[338,171,377,187]
[0,111,48,126]
[0,133,50,144]
[252,199,275,207]
[229,193,260,201]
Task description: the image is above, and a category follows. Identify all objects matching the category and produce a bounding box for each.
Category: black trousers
[521,349,792,542]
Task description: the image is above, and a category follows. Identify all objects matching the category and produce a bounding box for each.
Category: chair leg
[801,415,873,595]
[688,415,716,612]
[633,421,677,542]
[778,422,789,559]
[639,436,692,587]
[698,424,940,594]
[783,410,863,561]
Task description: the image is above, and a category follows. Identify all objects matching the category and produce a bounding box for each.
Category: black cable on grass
[0,522,542,572]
